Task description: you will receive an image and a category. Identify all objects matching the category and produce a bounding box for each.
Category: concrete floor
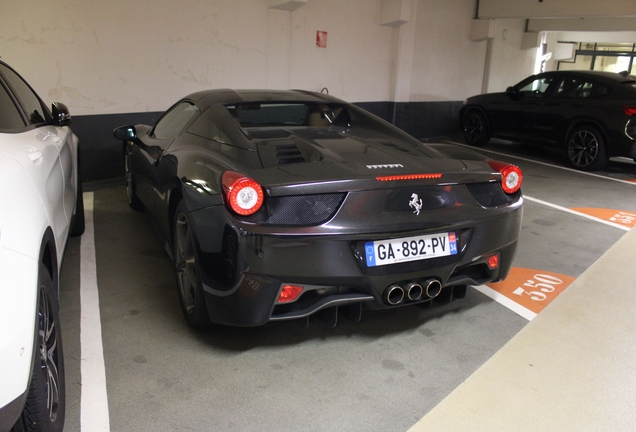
[58,139,636,431]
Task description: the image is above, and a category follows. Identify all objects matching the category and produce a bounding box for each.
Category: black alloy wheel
[566,125,608,171]
[124,148,143,211]
[462,109,490,147]
[173,201,211,329]
[12,264,66,432]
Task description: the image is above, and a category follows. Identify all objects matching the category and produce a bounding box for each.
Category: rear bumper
[195,202,523,326]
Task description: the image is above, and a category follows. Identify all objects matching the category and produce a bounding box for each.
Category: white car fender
[0,249,39,409]
[0,154,50,410]
[0,130,66,264]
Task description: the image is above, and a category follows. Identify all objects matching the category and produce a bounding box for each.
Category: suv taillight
[624,106,636,116]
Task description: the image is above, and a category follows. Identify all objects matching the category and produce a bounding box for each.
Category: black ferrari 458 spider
[114,89,523,328]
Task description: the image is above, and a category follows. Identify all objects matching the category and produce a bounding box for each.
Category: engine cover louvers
[275,144,305,165]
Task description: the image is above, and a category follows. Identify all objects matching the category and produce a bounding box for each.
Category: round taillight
[222,171,264,216]
[487,160,523,194]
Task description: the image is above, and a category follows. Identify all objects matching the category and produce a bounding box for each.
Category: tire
[125,147,143,212]
[12,264,65,432]
[70,181,85,237]
[173,200,211,329]
[462,109,491,147]
[566,125,608,171]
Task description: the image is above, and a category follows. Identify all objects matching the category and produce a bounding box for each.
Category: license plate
[365,232,457,267]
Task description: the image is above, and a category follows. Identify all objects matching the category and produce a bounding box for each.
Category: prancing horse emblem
[409,193,423,215]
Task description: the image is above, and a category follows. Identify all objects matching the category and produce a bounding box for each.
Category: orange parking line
[570,208,636,229]
[487,267,576,315]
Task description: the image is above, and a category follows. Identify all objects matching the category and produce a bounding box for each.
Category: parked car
[0,59,83,432]
[114,89,522,328]
[460,70,636,170]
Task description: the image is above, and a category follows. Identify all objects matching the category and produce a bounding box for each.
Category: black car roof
[184,89,347,109]
[536,70,636,85]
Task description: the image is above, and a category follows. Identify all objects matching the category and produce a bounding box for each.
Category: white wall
[410,0,487,101]
[288,0,393,101]
[486,19,538,92]
[2,1,275,114]
[0,0,395,115]
[2,0,634,119]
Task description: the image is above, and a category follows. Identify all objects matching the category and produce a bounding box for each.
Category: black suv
[460,70,636,170]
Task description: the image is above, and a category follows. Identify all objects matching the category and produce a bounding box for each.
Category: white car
[0,59,83,432]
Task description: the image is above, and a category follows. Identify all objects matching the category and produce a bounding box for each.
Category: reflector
[487,253,500,269]
[278,285,304,303]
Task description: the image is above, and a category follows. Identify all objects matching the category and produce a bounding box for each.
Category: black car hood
[253,127,467,180]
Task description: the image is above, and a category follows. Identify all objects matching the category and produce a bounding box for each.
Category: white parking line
[524,195,631,231]
[445,140,636,186]
[472,284,536,321]
[79,192,111,432]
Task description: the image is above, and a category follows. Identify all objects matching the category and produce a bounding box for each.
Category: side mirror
[506,86,523,101]
[52,102,72,126]
[114,125,137,141]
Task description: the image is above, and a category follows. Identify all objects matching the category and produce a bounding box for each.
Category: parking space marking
[473,284,537,321]
[479,196,628,320]
[570,208,636,229]
[482,268,576,320]
[524,196,631,231]
[446,140,636,186]
[79,192,111,432]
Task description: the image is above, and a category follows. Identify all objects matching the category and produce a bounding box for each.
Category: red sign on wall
[316,31,327,48]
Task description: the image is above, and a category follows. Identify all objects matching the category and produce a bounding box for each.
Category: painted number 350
[512,274,563,302]
[609,211,636,225]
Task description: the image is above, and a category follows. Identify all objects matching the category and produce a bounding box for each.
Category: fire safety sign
[316,31,327,48]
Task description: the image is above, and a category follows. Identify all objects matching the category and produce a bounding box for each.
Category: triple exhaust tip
[384,279,442,305]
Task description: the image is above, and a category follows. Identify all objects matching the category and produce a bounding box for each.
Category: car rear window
[554,78,594,98]
[230,103,309,126]
[226,102,348,128]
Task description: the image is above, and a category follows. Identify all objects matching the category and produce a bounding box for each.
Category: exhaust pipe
[384,284,405,305]
[423,279,442,298]
[405,282,424,301]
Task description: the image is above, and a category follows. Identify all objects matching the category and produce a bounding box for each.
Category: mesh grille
[236,193,346,226]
